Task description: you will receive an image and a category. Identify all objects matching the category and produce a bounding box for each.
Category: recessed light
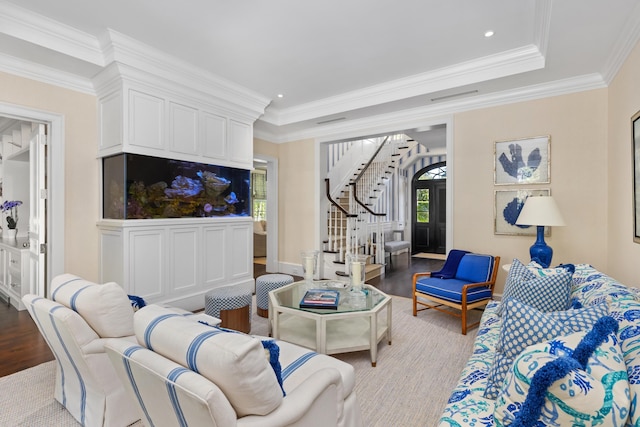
[484,30,494,38]
[277,93,284,98]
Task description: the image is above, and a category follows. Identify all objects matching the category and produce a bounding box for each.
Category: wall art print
[494,136,550,185]
[495,188,550,235]
[633,110,640,243]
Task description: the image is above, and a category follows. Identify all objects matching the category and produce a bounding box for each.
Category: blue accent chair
[412,251,500,335]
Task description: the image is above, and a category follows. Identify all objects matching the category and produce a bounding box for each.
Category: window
[416,189,430,223]
[251,170,267,221]
[418,165,446,180]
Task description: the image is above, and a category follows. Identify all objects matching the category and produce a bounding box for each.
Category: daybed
[438,261,640,426]
[105,304,363,427]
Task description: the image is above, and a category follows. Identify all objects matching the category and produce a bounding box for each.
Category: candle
[305,257,314,279]
[351,262,362,286]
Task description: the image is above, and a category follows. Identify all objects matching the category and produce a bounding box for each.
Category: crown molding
[0,1,104,66]
[255,73,606,144]
[0,53,95,94]
[99,30,271,119]
[261,44,545,127]
[601,2,640,84]
[0,3,271,118]
[533,0,553,58]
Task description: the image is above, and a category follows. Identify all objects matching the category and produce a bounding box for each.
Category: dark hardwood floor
[2,252,443,377]
[0,300,54,377]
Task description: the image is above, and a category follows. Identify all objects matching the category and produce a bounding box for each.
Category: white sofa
[105,304,364,427]
[22,273,220,427]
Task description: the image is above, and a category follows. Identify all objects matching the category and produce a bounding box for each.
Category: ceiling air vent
[317,117,346,125]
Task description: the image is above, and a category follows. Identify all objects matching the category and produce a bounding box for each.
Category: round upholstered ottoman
[204,284,252,333]
[256,274,294,318]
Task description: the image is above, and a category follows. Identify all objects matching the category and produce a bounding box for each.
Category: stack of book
[299,289,340,310]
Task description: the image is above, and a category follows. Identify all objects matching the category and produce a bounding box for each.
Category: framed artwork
[494,136,550,185]
[495,188,550,235]
[633,110,640,243]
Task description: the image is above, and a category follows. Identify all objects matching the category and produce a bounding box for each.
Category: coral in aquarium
[124,169,245,219]
[164,176,203,198]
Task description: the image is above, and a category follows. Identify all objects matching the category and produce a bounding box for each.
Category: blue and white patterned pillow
[497,258,573,316]
[493,317,629,426]
[483,298,609,399]
[608,298,640,425]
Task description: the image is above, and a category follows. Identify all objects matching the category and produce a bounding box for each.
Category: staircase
[323,135,412,281]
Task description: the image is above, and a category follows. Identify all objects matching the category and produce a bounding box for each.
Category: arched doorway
[412,162,446,254]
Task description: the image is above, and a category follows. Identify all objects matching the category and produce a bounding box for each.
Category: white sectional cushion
[50,273,134,338]
[104,339,238,427]
[134,304,283,417]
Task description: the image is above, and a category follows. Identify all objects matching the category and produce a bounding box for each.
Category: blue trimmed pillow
[497,259,573,316]
[494,317,630,426]
[484,298,609,399]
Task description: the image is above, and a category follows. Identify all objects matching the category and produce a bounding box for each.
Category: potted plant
[1,200,22,239]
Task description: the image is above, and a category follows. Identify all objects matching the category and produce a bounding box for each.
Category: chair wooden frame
[412,256,500,335]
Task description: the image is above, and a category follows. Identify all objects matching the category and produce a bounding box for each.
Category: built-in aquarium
[103,153,250,219]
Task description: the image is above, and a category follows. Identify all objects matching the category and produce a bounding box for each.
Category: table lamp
[515,195,565,268]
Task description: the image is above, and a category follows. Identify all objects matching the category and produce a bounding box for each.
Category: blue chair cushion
[455,254,495,284]
[415,277,492,304]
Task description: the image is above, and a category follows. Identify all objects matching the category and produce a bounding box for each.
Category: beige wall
[254,137,316,264]
[0,72,100,281]
[254,137,279,159]
[258,91,614,292]
[607,41,640,287]
[454,90,608,293]
[257,42,640,292]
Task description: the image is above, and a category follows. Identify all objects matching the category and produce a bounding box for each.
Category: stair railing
[325,134,408,271]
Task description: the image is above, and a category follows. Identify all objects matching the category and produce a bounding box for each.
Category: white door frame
[253,154,278,273]
[0,102,64,297]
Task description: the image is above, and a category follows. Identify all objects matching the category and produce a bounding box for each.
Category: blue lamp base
[529,225,553,268]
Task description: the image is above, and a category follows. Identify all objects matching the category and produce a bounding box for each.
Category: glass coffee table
[268,280,392,367]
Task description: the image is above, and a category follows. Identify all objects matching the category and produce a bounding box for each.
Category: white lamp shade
[515,196,566,226]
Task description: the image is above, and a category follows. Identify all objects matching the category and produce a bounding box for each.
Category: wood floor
[2,252,443,377]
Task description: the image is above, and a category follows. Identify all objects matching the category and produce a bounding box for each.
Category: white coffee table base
[270,286,392,367]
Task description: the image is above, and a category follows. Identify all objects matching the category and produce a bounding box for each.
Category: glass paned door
[412,162,446,254]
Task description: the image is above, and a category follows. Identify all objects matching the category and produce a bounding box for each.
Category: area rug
[0,295,479,426]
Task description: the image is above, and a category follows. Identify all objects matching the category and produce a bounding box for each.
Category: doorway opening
[252,155,278,273]
[0,117,48,306]
[0,103,63,304]
[412,161,446,255]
